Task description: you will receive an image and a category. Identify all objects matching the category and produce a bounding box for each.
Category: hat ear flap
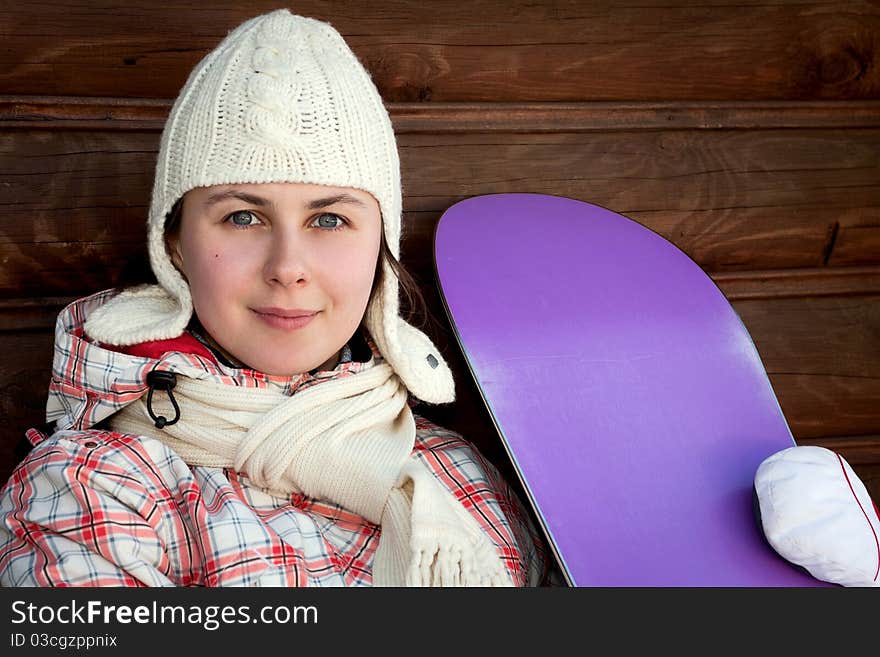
[364,275,455,405]
[83,284,192,346]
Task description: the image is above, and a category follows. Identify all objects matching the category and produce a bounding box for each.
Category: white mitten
[754,445,879,587]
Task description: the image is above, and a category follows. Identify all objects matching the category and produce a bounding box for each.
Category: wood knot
[796,38,875,97]
[817,47,870,85]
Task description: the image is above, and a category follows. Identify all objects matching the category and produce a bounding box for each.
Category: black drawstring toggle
[145,370,180,429]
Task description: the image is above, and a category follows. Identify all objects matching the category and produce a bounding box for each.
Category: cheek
[180,241,247,300]
[317,243,378,312]
[333,241,379,292]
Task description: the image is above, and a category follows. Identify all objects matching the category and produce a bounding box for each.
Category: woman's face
[170,182,382,376]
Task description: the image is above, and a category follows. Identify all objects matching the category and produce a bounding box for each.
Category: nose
[263,228,310,287]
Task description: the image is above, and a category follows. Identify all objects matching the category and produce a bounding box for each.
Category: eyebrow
[202,189,368,210]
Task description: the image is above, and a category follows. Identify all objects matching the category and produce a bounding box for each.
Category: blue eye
[226,210,261,228]
[312,213,345,230]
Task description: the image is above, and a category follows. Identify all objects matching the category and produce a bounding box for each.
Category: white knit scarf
[110,362,512,587]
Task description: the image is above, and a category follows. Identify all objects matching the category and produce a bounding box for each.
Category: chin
[253,358,326,377]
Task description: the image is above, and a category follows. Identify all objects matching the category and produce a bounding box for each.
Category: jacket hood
[46,289,379,432]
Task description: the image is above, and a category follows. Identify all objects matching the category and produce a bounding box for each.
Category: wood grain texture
[735,294,880,439]
[4,97,880,132]
[714,266,880,300]
[1,1,877,101]
[2,126,878,299]
[0,332,54,485]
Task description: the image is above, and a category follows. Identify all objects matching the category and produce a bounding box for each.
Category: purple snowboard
[434,193,826,586]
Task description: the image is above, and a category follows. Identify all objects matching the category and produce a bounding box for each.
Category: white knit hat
[84,8,455,405]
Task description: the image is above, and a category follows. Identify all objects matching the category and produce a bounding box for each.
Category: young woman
[2,8,873,589]
[0,9,557,587]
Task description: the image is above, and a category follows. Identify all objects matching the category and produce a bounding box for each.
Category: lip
[252,307,319,330]
[252,307,318,318]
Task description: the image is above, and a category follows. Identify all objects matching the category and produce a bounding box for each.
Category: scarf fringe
[407,537,513,587]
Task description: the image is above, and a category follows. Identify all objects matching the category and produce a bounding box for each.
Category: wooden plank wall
[1,1,878,503]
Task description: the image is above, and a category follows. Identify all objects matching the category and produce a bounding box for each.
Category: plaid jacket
[0,290,554,587]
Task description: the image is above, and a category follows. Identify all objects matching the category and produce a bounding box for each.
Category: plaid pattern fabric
[0,292,555,587]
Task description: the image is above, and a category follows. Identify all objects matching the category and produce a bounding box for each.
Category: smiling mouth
[252,307,318,318]
[252,309,319,331]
